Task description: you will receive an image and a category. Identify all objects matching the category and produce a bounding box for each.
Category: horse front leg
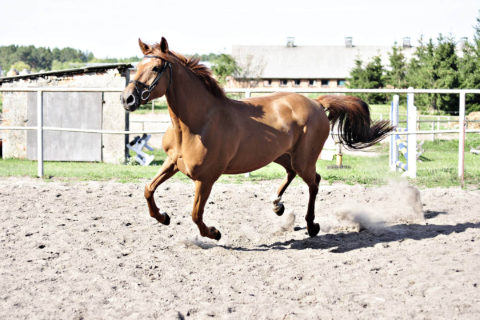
[191,180,221,240]
[144,156,178,225]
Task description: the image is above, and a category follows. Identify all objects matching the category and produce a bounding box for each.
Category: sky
[0,0,479,58]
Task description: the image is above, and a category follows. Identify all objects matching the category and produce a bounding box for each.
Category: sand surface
[0,177,479,319]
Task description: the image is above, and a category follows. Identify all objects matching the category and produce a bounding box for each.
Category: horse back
[219,92,329,173]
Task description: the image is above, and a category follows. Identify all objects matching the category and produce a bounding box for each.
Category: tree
[386,44,407,89]
[406,38,441,112]
[432,35,459,113]
[30,46,53,70]
[15,45,35,68]
[0,45,20,72]
[211,54,240,85]
[348,59,366,87]
[406,35,459,113]
[406,37,435,110]
[10,61,31,72]
[348,56,387,104]
[51,60,83,71]
[0,44,143,73]
[459,14,480,112]
[189,53,220,62]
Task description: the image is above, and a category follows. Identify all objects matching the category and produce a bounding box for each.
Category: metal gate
[27,92,102,161]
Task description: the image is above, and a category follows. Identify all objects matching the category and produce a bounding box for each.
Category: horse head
[122,37,172,111]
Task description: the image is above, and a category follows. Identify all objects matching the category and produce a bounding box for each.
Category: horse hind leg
[298,168,321,237]
[144,156,178,225]
[291,138,326,237]
[272,154,296,216]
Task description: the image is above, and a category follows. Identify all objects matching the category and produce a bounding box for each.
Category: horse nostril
[126,95,136,106]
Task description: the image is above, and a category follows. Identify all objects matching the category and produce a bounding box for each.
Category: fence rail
[225,88,480,94]
[0,125,167,135]
[1,87,480,181]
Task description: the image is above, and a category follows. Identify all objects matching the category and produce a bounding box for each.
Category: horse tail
[316,95,393,150]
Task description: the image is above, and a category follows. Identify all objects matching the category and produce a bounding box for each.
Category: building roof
[0,63,132,84]
[232,45,415,79]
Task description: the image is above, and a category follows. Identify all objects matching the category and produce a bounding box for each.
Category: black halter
[130,55,172,101]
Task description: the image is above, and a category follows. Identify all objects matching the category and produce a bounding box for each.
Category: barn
[229,37,415,89]
[0,64,132,164]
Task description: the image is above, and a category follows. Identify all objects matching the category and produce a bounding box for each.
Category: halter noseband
[130,55,172,101]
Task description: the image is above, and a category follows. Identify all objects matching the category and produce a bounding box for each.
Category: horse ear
[160,37,169,53]
[138,38,150,54]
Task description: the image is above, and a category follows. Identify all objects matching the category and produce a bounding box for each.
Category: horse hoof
[161,212,170,226]
[209,227,222,241]
[273,203,285,216]
[308,223,320,237]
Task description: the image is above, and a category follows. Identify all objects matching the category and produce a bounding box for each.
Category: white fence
[1,87,480,181]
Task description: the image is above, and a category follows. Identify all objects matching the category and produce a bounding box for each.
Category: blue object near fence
[395,128,408,171]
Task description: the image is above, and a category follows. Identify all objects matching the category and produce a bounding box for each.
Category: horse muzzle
[122,91,139,112]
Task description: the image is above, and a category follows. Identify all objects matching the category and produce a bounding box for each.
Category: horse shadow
[222,210,480,253]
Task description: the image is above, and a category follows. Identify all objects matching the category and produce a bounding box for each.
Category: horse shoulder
[162,125,181,161]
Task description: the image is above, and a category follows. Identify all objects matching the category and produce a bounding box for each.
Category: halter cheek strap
[130,55,172,101]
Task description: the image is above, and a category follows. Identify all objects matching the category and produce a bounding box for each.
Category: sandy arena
[0,177,479,319]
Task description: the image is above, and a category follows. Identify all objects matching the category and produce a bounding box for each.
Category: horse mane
[150,43,227,100]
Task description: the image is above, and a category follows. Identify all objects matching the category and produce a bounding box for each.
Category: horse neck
[165,63,221,132]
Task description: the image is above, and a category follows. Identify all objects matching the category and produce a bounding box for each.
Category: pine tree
[459,14,480,112]
[348,57,387,104]
[406,38,436,111]
[406,36,459,113]
[386,44,407,89]
[348,59,366,87]
[432,35,459,113]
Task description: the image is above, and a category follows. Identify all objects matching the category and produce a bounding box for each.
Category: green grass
[2,134,479,188]
[415,134,480,187]
[0,152,395,185]
[134,99,169,114]
[0,158,161,183]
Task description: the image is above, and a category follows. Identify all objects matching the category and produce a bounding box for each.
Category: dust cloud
[321,180,424,234]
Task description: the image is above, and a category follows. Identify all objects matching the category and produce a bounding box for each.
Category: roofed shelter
[0,63,132,164]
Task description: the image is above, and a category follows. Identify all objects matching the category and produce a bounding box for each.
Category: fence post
[458,91,466,185]
[244,90,252,178]
[407,88,417,178]
[389,95,399,171]
[37,90,44,178]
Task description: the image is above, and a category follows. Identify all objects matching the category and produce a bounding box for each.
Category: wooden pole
[458,92,466,187]
[37,90,44,178]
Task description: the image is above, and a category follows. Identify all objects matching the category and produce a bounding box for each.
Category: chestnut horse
[122,38,392,240]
